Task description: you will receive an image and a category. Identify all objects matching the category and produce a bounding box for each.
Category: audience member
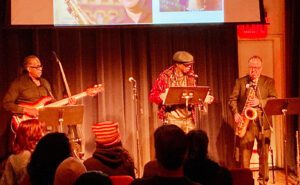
[132,124,200,185]
[142,159,160,178]
[74,171,112,185]
[27,132,72,185]
[0,119,44,185]
[184,129,232,185]
[84,121,135,178]
[54,157,87,185]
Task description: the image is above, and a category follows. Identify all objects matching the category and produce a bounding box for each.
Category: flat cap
[173,51,194,63]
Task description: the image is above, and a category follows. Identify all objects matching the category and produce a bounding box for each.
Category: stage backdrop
[0,25,238,173]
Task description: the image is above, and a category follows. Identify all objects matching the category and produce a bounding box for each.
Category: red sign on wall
[237,17,270,39]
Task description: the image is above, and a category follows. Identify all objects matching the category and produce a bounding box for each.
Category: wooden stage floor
[253,169,299,185]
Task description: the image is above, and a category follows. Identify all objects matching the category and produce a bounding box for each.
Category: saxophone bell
[244,107,258,120]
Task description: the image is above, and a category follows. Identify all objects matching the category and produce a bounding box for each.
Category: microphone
[52,51,57,58]
[52,51,60,63]
[246,81,256,89]
[187,73,198,78]
[129,77,137,99]
[128,77,136,83]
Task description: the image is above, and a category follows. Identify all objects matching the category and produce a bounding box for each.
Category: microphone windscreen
[128,77,135,82]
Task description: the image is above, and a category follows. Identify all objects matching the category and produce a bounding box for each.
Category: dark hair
[23,55,39,68]
[27,132,72,185]
[22,55,39,74]
[13,119,44,154]
[74,171,112,185]
[154,124,187,170]
[186,129,209,161]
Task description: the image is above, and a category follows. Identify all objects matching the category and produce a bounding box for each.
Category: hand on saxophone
[234,113,243,124]
[248,97,260,107]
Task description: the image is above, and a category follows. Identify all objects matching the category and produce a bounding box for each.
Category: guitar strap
[40,80,56,101]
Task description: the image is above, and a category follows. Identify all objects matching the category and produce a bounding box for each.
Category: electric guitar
[11,84,104,132]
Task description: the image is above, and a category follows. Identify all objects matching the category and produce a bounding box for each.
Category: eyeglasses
[182,63,193,67]
[29,65,43,69]
[248,66,261,70]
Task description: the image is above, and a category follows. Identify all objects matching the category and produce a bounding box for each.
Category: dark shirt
[184,158,232,185]
[143,160,160,178]
[84,145,135,178]
[131,176,201,185]
[3,73,52,114]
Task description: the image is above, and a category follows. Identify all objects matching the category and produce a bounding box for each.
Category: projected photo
[152,0,223,24]
[159,0,222,12]
[54,0,152,25]
[12,0,261,25]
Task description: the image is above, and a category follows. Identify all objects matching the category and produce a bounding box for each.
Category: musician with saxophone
[228,56,277,185]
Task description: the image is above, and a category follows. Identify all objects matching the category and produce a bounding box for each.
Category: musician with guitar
[228,56,277,185]
[2,55,103,148]
[3,55,77,128]
[3,55,55,118]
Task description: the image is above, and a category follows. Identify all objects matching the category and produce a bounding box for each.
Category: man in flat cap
[149,51,213,132]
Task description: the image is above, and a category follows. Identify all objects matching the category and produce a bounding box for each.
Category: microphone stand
[52,51,72,97]
[257,85,274,185]
[52,51,82,159]
[130,79,141,177]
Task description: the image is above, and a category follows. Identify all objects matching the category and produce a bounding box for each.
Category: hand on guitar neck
[67,97,77,105]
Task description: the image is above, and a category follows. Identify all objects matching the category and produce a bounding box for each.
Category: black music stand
[265,98,300,185]
[163,86,210,131]
[163,86,210,106]
[38,105,84,132]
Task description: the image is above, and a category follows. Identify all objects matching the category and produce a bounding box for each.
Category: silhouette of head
[154,124,187,170]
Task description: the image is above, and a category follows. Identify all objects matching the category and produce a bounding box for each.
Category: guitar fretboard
[45,92,88,107]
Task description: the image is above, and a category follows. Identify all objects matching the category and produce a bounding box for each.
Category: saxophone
[64,0,95,25]
[235,85,258,138]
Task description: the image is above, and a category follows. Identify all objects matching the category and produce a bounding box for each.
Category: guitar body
[18,96,53,109]
[11,96,53,133]
[11,84,104,133]
[11,114,37,133]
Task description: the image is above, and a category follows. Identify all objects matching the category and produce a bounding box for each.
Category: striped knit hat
[91,121,121,146]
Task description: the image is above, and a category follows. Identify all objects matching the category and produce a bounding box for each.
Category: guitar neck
[46,92,87,107]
